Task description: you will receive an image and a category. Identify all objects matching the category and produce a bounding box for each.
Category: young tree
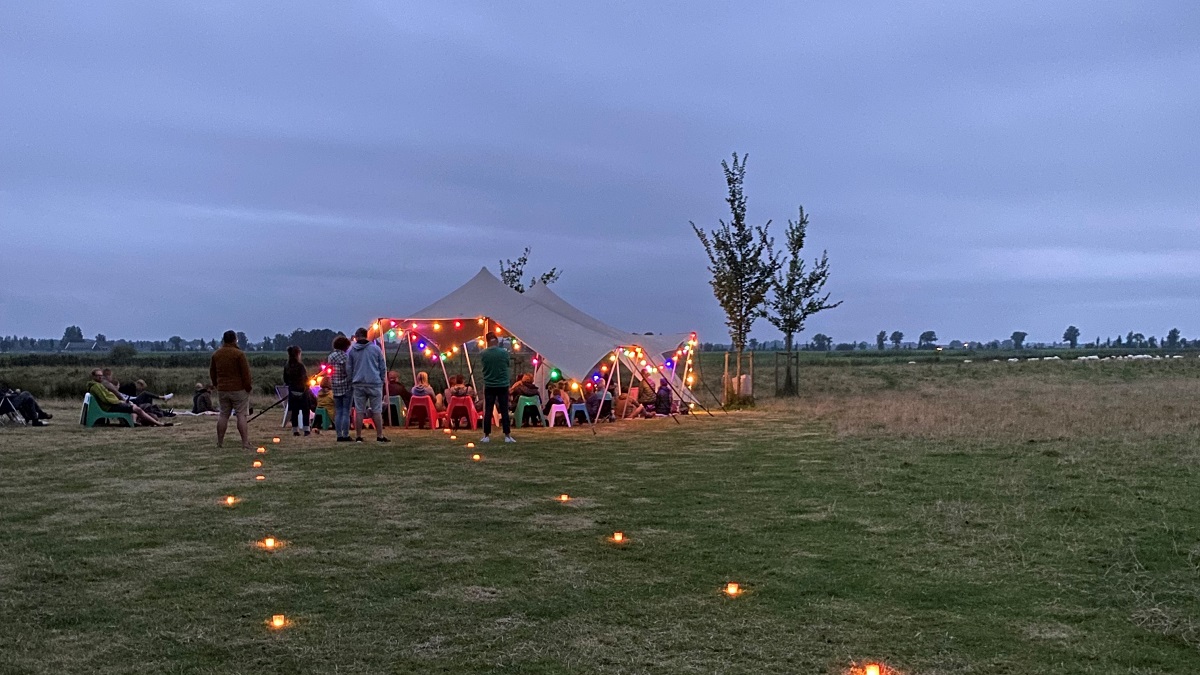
[499,247,561,294]
[1062,325,1080,348]
[918,331,938,349]
[765,206,842,394]
[691,153,780,403]
[890,331,904,349]
[1011,331,1027,349]
[876,331,887,351]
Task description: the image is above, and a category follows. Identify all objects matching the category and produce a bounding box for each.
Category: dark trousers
[482,386,511,436]
[9,392,45,421]
[288,390,310,429]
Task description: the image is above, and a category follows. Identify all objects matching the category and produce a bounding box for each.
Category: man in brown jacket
[210,330,253,449]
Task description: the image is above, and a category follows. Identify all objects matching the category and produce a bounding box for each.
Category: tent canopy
[388,268,697,400]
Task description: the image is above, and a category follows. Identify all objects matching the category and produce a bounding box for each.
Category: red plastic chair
[445,395,478,430]
[405,395,438,429]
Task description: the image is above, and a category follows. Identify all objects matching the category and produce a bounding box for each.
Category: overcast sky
[3,1,1198,346]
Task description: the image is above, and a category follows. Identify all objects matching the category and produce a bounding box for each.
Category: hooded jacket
[347,339,386,387]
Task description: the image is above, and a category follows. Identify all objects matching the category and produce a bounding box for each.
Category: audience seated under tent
[509,373,542,427]
[386,371,412,404]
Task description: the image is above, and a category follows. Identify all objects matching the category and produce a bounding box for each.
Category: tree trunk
[780,332,797,397]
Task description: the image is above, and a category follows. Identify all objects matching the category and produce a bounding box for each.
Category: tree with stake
[765,206,841,395]
[691,153,779,405]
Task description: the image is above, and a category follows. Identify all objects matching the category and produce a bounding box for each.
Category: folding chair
[275,385,290,427]
[0,393,26,427]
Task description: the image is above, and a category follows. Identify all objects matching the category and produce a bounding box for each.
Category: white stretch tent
[394,267,698,402]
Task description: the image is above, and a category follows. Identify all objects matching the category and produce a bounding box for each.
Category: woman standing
[328,335,352,442]
[284,345,311,436]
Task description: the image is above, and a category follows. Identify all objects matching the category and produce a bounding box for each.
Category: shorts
[218,390,250,416]
[353,384,383,414]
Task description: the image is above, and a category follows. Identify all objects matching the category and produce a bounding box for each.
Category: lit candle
[443,428,451,434]
[271,614,286,629]
[272,437,280,444]
[255,475,265,481]
[558,494,570,502]
[450,435,457,440]
[252,460,262,468]
[724,582,741,597]
[257,446,266,454]
[611,532,624,543]
[472,454,481,461]
[264,537,275,549]
[466,442,475,448]
[224,496,237,506]
[865,666,881,675]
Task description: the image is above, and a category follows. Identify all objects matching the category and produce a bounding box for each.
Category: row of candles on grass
[221,429,892,673]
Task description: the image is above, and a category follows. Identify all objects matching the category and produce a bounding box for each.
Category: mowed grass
[2,371,1199,673]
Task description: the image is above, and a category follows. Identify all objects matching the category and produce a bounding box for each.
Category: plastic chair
[445,395,478,430]
[569,402,591,425]
[387,395,405,427]
[80,393,135,428]
[545,402,571,427]
[513,395,543,427]
[405,395,438,429]
[312,408,331,430]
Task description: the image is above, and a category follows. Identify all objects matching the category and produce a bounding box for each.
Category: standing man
[347,327,389,443]
[210,330,253,449]
[480,331,515,443]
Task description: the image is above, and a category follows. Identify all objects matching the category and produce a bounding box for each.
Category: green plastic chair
[513,395,543,427]
[80,393,135,428]
[313,408,331,430]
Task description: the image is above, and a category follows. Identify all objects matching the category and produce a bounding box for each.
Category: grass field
[1,361,1198,673]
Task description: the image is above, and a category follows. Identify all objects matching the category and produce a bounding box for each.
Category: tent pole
[694,348,725,415]
[464,342,478,395]
[378,319,391,426]
[406,329,418,386]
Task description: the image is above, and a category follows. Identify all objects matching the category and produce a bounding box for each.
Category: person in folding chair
[1,382,52,426]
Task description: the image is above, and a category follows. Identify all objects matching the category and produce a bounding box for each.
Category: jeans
[334,393,352,438]
[483,386,511,436]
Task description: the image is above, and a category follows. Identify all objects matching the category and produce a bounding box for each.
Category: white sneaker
[479,436,491,443]
[504,436,516,443]
[163,393,174,401]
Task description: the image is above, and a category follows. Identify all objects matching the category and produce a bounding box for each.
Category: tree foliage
[1011,331,1028,349]
[890,331,904,349]
[766,206,841,354]
[62,326,83,344]
[499,247,561,294]
[1062,325,1080,348]
[876,331,887,350]
[918,331,938,349]
[691,153,779,357]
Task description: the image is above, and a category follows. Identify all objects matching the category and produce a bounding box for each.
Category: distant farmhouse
[60,340,112,353]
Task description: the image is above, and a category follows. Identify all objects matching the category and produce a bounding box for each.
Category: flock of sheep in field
[910,354,1198,364]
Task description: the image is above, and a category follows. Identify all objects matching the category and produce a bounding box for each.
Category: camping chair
[275,385,290,427]
[405,395,438,429]
[0,393,25,427]
[445,395,478,430]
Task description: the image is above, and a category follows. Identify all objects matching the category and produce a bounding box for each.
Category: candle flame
[725,582,741,597]
[252,460,262,468]
[255,475,265,481]
[559,494,570,502]
[271,614,286,628]
[612,532,624,543]
[472,454,481,461]
[224,496,237,506]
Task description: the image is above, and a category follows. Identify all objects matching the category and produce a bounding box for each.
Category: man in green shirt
[479,331,515,443]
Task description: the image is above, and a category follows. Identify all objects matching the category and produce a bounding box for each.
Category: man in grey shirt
[346,327,389,443]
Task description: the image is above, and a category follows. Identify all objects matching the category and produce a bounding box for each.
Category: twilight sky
[2,1,1198,345]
